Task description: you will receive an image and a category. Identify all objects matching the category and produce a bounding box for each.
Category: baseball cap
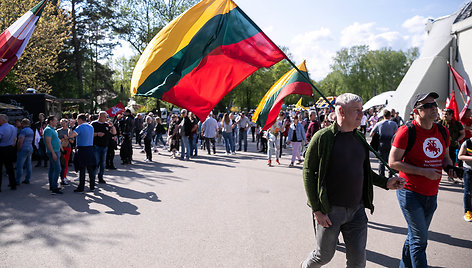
[410,92,439,110]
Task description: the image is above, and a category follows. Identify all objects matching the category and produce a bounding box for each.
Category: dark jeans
[144,138,152,160]
[93,146,107,180]
[463,168,472,213]
[205,137,216,154]
[238,129,247,151]
[0,145,16,190]
[303,204,367,268]
[106,145,115,168]
[397,188,437,268]
[78,165,96,190]
[120,135,133,163]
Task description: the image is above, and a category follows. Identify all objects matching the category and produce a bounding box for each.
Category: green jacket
[302,123,389,214]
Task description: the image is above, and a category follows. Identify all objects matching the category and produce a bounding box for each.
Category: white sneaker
[231,152,236,155]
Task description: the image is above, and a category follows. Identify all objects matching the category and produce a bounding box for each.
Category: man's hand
[52,152,57,162]
[422,168,442,180]
[97,132,105,137]
[386,176,405,190]
[314,211,332,228]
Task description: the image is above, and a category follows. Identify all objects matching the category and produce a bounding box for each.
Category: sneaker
[267,160,272,167]
[140,149,145,153]
[298,160,303,165]
[231,152,236,155]
[465,211,472,222]
[145,159,151,162]
[21,180,30,184]
[289,163,294,168]
[153,148,158,153]
[61,179,70,186]
[225,152,230,155]
[98,179,106,184]
[51,189,63,194]
[275,159,280,165]
[447,177,455,183]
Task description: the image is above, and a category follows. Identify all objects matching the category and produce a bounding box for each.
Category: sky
[114,0,470,81]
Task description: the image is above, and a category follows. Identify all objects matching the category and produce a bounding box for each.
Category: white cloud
[340,22,406,50]
[290,28,336,81]
[402,15,428,33]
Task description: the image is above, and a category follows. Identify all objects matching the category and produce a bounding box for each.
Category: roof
[454,1,472,24]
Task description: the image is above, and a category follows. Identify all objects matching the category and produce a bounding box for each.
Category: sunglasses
[415,102,438,109]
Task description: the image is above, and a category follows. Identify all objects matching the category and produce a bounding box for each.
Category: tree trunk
[71,0,83,97]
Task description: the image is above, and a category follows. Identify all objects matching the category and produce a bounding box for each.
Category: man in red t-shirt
[389,92,457,267]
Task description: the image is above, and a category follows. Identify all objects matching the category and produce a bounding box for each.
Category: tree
[114,0,197,54]
[0,0,69,93]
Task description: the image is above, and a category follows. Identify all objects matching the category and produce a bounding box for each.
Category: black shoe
[109,166,117,170]
[10,186,16,190]
[90,187,95,191]
[74,188,84,193]
[98,179,106,184]
[51,189,63,194]
[22,181,30,184]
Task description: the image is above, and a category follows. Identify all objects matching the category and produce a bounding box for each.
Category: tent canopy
[363,91,395,111]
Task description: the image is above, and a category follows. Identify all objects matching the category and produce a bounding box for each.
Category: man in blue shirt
[0,114,17,191]
[16,118,34,185]
[69,114,96,192]
[370,110,398,177]
[44,115,63,194]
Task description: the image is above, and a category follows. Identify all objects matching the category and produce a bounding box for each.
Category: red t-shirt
[392,120,450,196]
[461,117,472,139]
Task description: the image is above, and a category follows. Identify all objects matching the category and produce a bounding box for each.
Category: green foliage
[320,45,419,102]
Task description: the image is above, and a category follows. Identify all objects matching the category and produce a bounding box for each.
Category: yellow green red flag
[130,0,286,120]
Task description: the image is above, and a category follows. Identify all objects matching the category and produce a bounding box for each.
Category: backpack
[394,122,448,159]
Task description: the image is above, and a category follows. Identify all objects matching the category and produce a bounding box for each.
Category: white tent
[363,91,395,111]
[386,2,472,119]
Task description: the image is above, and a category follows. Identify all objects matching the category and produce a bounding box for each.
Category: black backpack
[395,122,448,159]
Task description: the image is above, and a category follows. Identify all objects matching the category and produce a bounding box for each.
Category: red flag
[106,102,125,117]
[448,63,471,120]
[0,1,47,82]
[446,91,460,121]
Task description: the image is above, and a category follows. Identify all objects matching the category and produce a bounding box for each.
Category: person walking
[287,116,306,167]
[441,108,465,182]
[370,110,398,177]
[69,114,97,192]
[189,112,199,157]
[221,113,235,155]
[202,113,218,155]
[153,117,167,153]
[32,113,48,167]
[57,118,72,186]
[16,118,34,185]
[43,115,63,194]
[301,93,404,267]
[458,139,472,222]
[142,115,155,162]
[390,92,457,267]
[0,114,17,191]
[267,113,284,166]
[168,114,180,159]
[236,112,250,152]
[119,109,134,165]
[92,111,116,183]
[179,109,192,160]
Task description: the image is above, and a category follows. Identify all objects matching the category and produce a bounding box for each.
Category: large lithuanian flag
[252,61,313,130]
[131,0,286,120]
[0,0,47,82]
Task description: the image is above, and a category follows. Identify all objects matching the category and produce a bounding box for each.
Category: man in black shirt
[120,110,134,164]
[92,112,116,182]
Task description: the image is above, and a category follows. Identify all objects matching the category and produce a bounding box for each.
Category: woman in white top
[221,113,235,155]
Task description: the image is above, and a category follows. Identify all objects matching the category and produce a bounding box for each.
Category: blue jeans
[93,146,108,180]
[238,128,247,151]
[154,134,166,147]
[303,205,367,268]
[16,149,32,183]
[222,132,235,153]
[46,152,61,190]
[463,168,472,213]
[397,188,437,268]
[180,135,190,160]
[190,133,198,156]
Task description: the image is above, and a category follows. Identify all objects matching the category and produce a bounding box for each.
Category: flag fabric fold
[445,90,460,121]
[130,0,286,120]
[252,60,313,130]
[448,63,471,120]
[0,0,47,82]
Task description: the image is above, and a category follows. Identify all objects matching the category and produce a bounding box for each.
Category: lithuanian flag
[0,0,47,82]
[252,61,313,130]
[131,0,286,120]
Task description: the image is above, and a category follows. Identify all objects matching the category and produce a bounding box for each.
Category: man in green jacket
[301,93,404,268]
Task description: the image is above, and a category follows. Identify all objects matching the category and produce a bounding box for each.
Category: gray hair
[335,93,363,106]
[0,114,8,122]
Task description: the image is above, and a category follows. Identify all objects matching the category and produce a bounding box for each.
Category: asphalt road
[0,139,471,267]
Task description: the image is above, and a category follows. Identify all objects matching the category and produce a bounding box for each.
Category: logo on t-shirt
[423,137,443,158]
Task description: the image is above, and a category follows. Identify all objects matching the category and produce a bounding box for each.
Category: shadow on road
[336,242,399,267]
[368,221,472,249]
